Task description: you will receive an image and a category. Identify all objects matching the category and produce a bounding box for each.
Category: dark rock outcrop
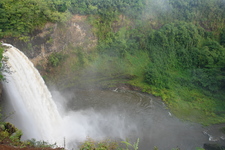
[204,143,225,150]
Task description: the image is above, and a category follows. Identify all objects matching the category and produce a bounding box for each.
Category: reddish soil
[0,145,64,150]
[0,127,64,150]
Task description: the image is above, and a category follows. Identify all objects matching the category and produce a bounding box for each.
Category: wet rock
[203,143,225,150]
[220,136,225,140]
[0,83,2,97]
[3,122,17,136]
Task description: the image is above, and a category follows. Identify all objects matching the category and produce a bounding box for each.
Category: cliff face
[0,83,2,100]
[3,15,97,66]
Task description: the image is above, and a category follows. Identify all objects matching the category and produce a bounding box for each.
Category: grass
[79,138,140,150]
[127,66,225,125]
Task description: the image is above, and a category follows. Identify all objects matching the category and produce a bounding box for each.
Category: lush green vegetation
[48,52,68,67]
[87,0,225,125]
[0,44,7,81]
[0,0,144,38]
[0,0,69,38]
[142,22,225,124]
[0,46,4,80]
[26,0,225,125]
[0,122,23,146]
[79,138,139,150]
[0,124,62,149]
[1,0,225,125]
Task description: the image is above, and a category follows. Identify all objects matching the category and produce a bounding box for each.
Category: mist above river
[50,88,209,150]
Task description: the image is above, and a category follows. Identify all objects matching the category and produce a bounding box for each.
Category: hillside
[0,0,225,149]
[1,0,225,125]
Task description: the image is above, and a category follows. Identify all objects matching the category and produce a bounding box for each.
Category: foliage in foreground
[24,138,60,149]
[0,110,62,149]
[0,122,63,149]
[79,138,139,150]
[0,122,23,146]
[79,138,205,150]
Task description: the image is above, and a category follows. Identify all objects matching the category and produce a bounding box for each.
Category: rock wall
[0,83,2,99]
[2,15,97,66]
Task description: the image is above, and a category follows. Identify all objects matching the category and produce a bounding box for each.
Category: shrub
[24,138,58,148]
[48,52,67,67]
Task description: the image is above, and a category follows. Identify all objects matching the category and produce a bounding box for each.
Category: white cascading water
[2,43,63,144]
[1,43,139,149]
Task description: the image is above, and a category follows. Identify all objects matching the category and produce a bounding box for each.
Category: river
[51,88,224,150]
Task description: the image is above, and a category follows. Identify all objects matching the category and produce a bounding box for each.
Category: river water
[52,88,217,150]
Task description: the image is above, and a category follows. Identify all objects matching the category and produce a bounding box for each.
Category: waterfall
[2,43,62,144]
[1,44,141,149]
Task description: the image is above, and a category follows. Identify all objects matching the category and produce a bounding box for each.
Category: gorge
[1,44,225,150]
[0,1,225,149]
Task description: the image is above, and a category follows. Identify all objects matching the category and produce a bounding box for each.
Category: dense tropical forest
[1,0,225,126]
